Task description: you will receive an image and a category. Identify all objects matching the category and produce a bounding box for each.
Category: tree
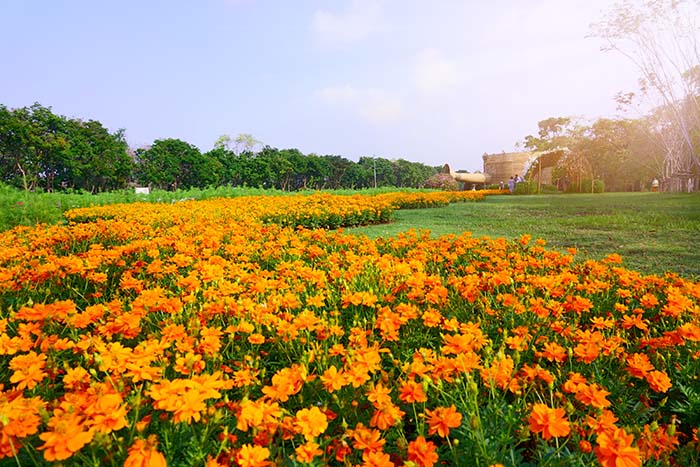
[0,104,36,189]
[357,157,397,188]
[0,103,132,192]
[136,139,220,190]
[575,118,631,192]
[523,117,575,153]
[522,115,670,192]
[524,117,592,192]
[321,155,355,189]
[206,146,237,186]
[214,133,262,155]
[592,0,700,191]
[61,120,133,192]
[303,154,331,189]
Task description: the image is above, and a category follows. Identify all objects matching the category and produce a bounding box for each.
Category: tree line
[587,0,699,192]
[522,114,668,193]
[521,0,699,193]
[0,103,438,192]
[0,103,133,192]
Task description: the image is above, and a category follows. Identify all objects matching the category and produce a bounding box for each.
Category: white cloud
[312,0,384,43]
[413,48,463,94]
[316,85,402,124]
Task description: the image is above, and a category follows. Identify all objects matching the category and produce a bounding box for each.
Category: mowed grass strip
[347,192,700,278]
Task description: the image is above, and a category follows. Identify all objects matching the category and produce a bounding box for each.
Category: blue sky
[2,0,641,172]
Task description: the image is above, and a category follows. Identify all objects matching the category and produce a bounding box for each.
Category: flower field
[0,190,699,466]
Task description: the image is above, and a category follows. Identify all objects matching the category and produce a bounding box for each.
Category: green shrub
[512,181,560,195]
[581,179,605,193]
[539,183,559,194]
[513,180,536,195]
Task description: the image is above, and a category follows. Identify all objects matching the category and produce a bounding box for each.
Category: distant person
[499,180,504,190]
[514,174,522,184]
[508,176,515,193]
[651,178,659,192]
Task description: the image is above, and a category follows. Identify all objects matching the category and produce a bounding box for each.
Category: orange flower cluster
[0,191,698,465]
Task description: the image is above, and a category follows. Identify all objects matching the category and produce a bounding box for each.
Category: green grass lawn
[347,192,700,278]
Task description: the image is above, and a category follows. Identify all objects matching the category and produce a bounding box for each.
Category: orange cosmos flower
[232,368,259,388]
[350,423,386,451]
[579,439,593,453]
[9,351,47,390]
[505,334,529,351]
[361,449,394,467]
[590,316,615,330]
[85,391,129,434]
[124,436,167,467]
[480,354,514,390]
[149,381,207,424]
[63,366,91,389]
[426,405,463,438]
[148,375,232,424]
[295,440,323,463]
[236,399,282,432]
[367,382,392,408]
[341,291,377,308]
[661,287,694,318]
[453,350,481,374]
[329,438,352,462]
[370,402,405,430]
[528,403,571,440]
[306,293,325,308]
[645,370,672,393]
[620,314,649,332]
[38,410,93,461]
[602,252,623,263]
[564,294,593,313]
[376,307,403,341]
[174,352,204,375]
[441,328,486,355]
[575,383,611,409]
[625,353,654,378]
[586,410,619,435]
[594,428,641,467]
[562,372,587,393]
[678,322,700,341]
[320,365,347,392]
[638,423,679,461]
[398,380,427,403]
[346,365,372,388]
[639,292,659,308]
[0,393,44,458]
[236,444,271,467]
[261,365,304,402]
[407,436,439,467]
[119,271,144,292]
[573,341,600,364]
[206,455,225,467]
[352,346,382,374]
[247,333,265,345]
[295,406,328,440]
[421,309,442,327]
